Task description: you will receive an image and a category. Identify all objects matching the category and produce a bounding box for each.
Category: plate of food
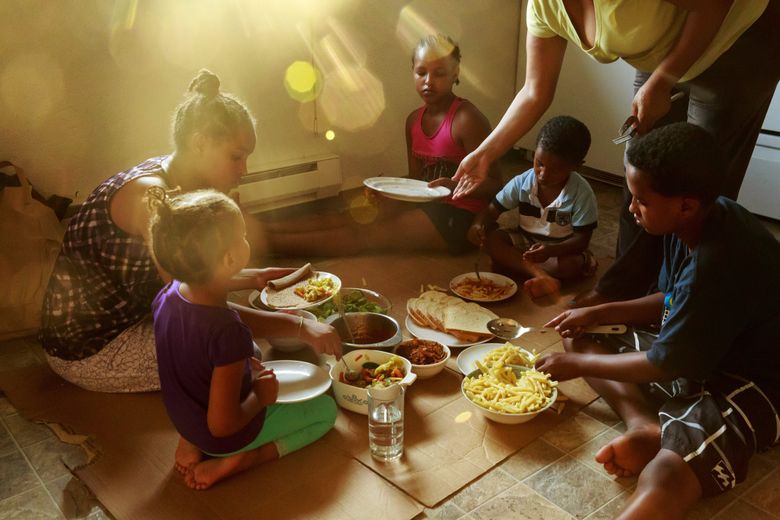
[449,272,517,303]
[363,176,450,203]
[260,264,341,310]
[262,360,331,404]
[405,290,496,347]
[456,342,538,375]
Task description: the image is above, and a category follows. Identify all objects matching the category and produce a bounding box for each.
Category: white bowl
[328,349,416,415]
[393,339,450,380]
[268,309,317,352]
[461,367,557,424]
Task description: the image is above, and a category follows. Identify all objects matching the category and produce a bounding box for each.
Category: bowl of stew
[325,312,403,353]
[393,338,450,379]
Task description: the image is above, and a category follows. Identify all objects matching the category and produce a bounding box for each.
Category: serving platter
[259,271,341,311]
[405,316,493,348]
[363,176,450,202]
[449,272,518,303]
[262,360,331,403]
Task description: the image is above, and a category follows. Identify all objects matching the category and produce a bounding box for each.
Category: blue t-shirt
[648,198,780,399]
[494,168,598,239]
[152,281,265,454]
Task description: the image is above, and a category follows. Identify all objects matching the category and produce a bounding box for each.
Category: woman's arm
[110,175,172,283]
[452,33,567,198]
[633,0,734,133]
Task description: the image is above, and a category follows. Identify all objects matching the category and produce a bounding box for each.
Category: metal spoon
[487,318,626,340]
[334,292,355,344]
[341,357,361,382]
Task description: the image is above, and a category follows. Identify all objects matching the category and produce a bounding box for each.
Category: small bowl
[461,366,557,424]
[393,339,450,380]
[267,309,317,352]
[310,287,392,321]
[325,312,403,353]
[328,349,416,414]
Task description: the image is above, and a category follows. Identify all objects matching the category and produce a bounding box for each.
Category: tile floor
[1,169,779,519]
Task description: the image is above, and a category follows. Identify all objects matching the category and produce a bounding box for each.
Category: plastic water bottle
[367,384,404,461]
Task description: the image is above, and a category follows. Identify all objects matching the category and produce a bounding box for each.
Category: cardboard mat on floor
[0,252,606,519]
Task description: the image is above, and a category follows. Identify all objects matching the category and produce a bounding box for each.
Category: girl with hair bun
[147,187,337,490]
[41,69,341,393]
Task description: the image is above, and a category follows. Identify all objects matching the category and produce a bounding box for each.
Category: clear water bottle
[367,383,404,462]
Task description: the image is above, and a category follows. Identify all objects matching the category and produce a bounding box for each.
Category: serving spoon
[487,318,626,340]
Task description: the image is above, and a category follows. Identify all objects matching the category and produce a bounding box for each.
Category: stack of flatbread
[407,290,498,342]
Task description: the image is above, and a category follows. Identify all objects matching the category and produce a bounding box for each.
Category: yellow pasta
[481,342,538,368]
[463,363,557,414]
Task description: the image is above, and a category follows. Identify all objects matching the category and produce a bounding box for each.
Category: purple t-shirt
[152,280,265,454]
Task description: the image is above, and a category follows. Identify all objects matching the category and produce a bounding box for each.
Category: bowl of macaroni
[461,364,557,424]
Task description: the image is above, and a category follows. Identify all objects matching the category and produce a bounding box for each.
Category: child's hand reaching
[523,243,550,263]
[250,358,279,408]
[535,352,583,381]
[545,308,600,338]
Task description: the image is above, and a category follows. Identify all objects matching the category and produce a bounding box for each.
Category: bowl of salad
[310,288,391,322]
[328,349,416,414]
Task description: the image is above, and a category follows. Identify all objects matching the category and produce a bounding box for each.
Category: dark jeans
[597,2,780,299]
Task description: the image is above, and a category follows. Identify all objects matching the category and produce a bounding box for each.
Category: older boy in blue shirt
[538,122,780,519]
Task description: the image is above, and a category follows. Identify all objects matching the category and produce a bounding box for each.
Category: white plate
[248,289,269,310]
[405,316,493,348]
[260,271,342,311]
[262,360,331,404]
[363,177,450,202]
[456,342,535,375]
[449,272,518,303]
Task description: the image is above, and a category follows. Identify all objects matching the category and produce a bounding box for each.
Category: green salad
[311,290,387,321]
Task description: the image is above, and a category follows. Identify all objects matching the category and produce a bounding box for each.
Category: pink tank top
[410,97,486,213]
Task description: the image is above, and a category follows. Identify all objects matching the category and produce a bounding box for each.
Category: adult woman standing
[452,0,779,304]
[40,70,341,393]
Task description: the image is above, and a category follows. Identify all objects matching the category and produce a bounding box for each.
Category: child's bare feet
[595,423,661,478]
[523,275,561,299]
[184,442,279,490]
[175,437,202,476]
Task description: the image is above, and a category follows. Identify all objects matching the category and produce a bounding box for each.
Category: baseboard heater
[237,154,342,213]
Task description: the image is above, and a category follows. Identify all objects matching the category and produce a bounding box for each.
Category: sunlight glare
[285,61,322,102]
[320,67,385,131]
[454,411,472,423]
[0,53,64,125]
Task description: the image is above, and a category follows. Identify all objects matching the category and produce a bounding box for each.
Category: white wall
[0,0,520,202]
[514,0,635,176]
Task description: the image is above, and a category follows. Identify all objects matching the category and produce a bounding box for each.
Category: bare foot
[595,424,661,478]
[523,275,561,299]
[184,443,279,490]
[175,437,202,476]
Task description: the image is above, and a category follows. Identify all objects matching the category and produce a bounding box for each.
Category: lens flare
[454,411,472,423]
[325,129,336,141]
[320,67,385,131]
[284,61,322,102]
[1,53,64,125]
[348,193,378,225]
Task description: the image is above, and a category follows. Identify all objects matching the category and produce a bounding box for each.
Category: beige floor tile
[524,456,624,518]
[0,422,16,456]
[734,455,776,496]
[582,489,634,520]
[0,451,39,502]
[470,482,572,520]
[755,447,780,469]
[45,475,112,520]
[541,412,608,453]
[743,467,780,514]
[451,467,518,513]
[569,428,635,488]
[0,349,42,371]
[0,396,17,417]
[2,415,54,447]
[688,491,737,520]
[581,398,621,427]
[501,439,565,481]
[714,499,780,520]
[0,486,62,520]
[23,438,88,483]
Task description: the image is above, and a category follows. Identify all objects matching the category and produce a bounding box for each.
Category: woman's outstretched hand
[452,149,492,199]
[300,320,343,358]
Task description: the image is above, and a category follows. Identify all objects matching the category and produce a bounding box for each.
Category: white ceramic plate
[363,177,450,202]
[449,272,518,303]
[260,271,342,311]
[248,289,269,310]
[456,342,535,375]
[262,360,331,404]
[405,316,493,348]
